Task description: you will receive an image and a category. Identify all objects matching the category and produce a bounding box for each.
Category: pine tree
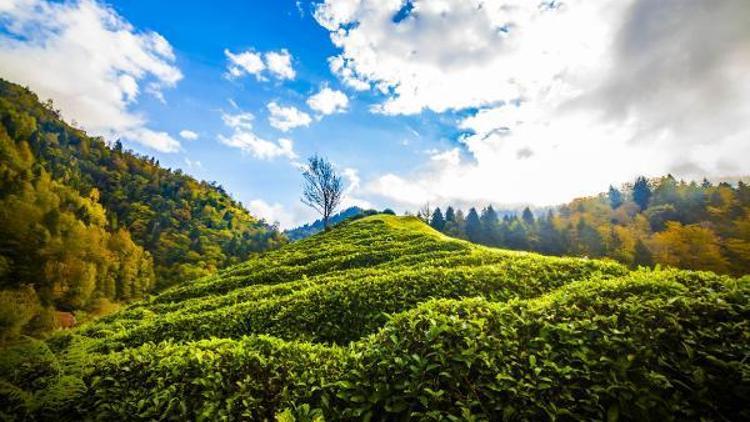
[445,207,456,223]
[479,206,500,245]
[465,208,482,243]
[430,207,446,231]
[522,207,535,226]
[633,176,652,211]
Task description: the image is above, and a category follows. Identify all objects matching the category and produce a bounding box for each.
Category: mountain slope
[0,79,285,297]
[3,215,748,420]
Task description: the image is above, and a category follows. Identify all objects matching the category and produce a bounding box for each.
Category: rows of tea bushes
[74,217,626,351]
[2,215,748,420]
[13,267,748,420]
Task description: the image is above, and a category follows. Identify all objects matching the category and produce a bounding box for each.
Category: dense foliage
[427,176,750,276]
[0,79,284,334]
[1,215,747,420]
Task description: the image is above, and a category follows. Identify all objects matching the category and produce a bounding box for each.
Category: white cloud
[124,128,181,153]
[267,102,312,132]
[306,86,349,116]
[246,199,294,229]
[0,0,183,152]
[225,49,265,79]
[225,48,295,81]
[264,49,295,80]
[219,111,296,160]
[246,199,318,230]
[179,129,199,140]
[316,0,750,207]
[341,167,373,210]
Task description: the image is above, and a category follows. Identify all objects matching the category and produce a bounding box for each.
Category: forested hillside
[2,215,748,420]
[0,80,284,334]
[428,176,750,276]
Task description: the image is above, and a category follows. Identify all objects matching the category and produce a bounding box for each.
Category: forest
[425,176,750,276]
[0,79,284,338]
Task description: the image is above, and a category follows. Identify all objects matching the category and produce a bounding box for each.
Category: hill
[285,206,368,240]
[2,215,748,420]
[0,80,284,328]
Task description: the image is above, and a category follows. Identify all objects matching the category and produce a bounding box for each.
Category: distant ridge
[285,206,370,240]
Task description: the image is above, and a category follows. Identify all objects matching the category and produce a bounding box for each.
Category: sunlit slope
[4,215,749,420]
[77,215,627,350]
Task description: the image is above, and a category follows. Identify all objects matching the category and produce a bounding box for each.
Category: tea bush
[2,215,748,420]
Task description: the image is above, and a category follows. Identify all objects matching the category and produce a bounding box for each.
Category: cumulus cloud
[315,0,750,208]
[179,129,199,140]
[306,86,349,116]
[264,50,295,80]
[0,0,183,152]
[267,102,312,132]
[225,48,295,81]
[225,49,265,79]
[219,111,296,160]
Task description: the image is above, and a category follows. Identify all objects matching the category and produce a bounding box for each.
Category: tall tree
[301,155,344,230]
[633,176,652,211]
[522,207,535,226]
[430,207,446,231]
[445,207,456,223]
[465,208,482,243]
[479,206,500,245]
[608,185,624,209]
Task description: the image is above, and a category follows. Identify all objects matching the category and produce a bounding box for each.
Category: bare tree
[301,155,344,230]
[417,203,432,223]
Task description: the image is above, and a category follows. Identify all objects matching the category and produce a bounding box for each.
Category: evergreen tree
[445,206,456,223]
[633,176,652,211]
[479,206,500,245]
[608,185,624,209]
[430,207,446,231]
[465,208,482,243]
[522,207,535,226]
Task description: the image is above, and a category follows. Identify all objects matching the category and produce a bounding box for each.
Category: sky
[0,0,748,228]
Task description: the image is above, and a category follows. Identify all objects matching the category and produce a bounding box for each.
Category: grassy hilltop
[2,214,749,420]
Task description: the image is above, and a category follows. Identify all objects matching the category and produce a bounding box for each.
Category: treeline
[0,79,284,337]
[425,176,750,275]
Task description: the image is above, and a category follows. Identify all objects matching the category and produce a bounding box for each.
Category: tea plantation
[2,215,748,420]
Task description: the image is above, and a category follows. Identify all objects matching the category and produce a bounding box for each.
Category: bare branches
[301,155,344,229]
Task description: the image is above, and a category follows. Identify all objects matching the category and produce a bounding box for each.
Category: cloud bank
[314,0,750,208]
[0,0,183,152]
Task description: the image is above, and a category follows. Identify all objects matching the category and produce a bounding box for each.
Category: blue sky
[1,0,748,227]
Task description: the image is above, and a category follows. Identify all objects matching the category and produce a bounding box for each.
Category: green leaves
[4,215,749,420]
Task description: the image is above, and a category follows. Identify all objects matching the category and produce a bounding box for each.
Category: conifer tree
[430,207,446,231]
[633,176,652,211]
[465,208,482,243]
[522,207,535,226]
